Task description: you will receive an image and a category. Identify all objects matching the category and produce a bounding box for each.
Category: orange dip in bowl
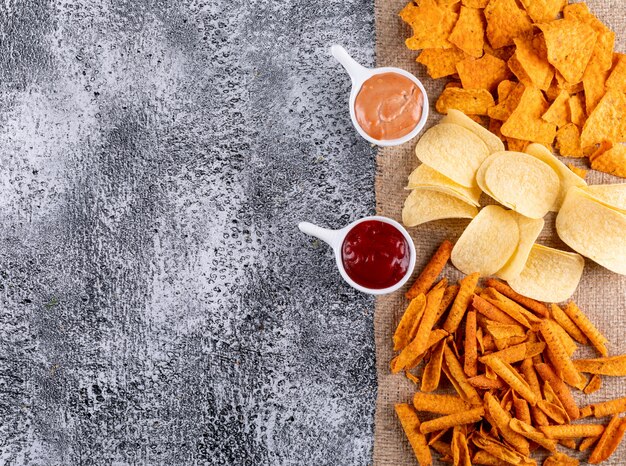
[354,72,424,141]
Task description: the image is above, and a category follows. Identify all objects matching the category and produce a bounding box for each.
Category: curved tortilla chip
[508,244,584,302]
[524,143,587,211]
[483,151,560,219]
[451,205,519,275]
[441,109,505,154]
[556,187,626,275]
[415,123,490,187]
[406,163,482,206]
[497,214,545,281]
[402,188,478,228]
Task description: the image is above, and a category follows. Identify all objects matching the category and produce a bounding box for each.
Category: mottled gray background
[0,0,376,464]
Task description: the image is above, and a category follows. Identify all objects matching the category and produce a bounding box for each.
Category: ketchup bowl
[298,216,416,295]
[331,44,429,147]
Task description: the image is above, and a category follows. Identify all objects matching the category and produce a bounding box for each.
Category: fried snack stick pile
[400,0,626,178]
[392,240,626,465]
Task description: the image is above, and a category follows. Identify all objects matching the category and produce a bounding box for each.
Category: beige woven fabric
[373,1,626,464]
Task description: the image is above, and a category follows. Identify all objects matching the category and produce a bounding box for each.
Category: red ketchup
[341,220,411,289]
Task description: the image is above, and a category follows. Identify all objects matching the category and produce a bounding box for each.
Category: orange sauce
[354,72,423,140]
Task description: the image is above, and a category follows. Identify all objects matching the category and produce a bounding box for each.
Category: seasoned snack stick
[405,240,453,300]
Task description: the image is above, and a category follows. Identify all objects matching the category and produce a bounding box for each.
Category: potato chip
[606,53,626,92]
[524,143,587,210]
[407,164,482,206]
[583,184,626,212]
[481,151,560,218]
[580,89,626,148]
[542,90,570,128]
[400,0,458,50]
[415,123,490,187]
[436,87,495,116]
[457,54,510,92]
[520,0,565,23]
[441,109,505,155]
[590,143,626,179]
[402,188,478,228]
[417,47,468,79]
[537,19,597,85]
[496,214,544,282]
[556,123,584,158]
[512,34,554,91]
[508,245,584,303]
[484,0,533,49]
[589,415,626,464]
[395,404,433,466]
[556,187,626,275]
[448,6,485,58]
[451,205,519,276]
[501,87,556,145]
[489,82,525,122]
[563,2,615,72]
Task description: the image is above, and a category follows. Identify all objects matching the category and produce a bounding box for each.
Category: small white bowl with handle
[298,215,416,295]
[331,44,429,147]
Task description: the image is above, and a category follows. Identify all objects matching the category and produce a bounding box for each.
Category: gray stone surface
[0,0,376,464]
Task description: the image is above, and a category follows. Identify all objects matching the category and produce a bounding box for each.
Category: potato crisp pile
[393,241,626,465]
[400,0,626,178]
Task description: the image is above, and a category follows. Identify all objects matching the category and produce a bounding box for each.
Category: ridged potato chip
[415,123,490,187]
[556,187,626,275]
[524,143,587,210]
[507,244,584,302]
[481,151,560,219]
[497,213,544,281]
[451,205,519,276]
[406,163,482,206]
[403,188,478,228]
[441,109,505,154]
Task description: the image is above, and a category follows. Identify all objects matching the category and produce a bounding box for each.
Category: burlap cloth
[373,1,626,464]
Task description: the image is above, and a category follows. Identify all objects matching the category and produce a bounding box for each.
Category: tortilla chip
[520,0,565,23]
[564,2,615,72]
[436,87,495,115]
[581,89,626,148]
[555,70,584,94]
[417,47,468,79]
[462,0,488,7]
[501,87,557,145]
[568,93,587,128]
[556,123,584,158]
[543,90,570,128]
[537,19,597,85]
[449,6,485,58]
[484,0,533,49]
[456,53,510,91]
[400,0,458,50]
[512,34,554,91]
[568,164,587,179]
[606,53,626,92]
[489,82,525,121]
[507,54,532,87]
[583,56,613,114]
[590,143,626,179]
[489,118,505,141]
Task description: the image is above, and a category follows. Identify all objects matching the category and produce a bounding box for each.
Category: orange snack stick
[540,424,605,439]
[562,301,608,356]
[484,392,530,455]
[574,354,626,376]
[395,404,433,466]
[481,356,537,406]
[584,374,602,395]
[464,310,478,377]
[550,303,589,345]
[413,393,472,415]
[421,340,445,392]
[435,284,460,323]
[444,344,482,405]
[588,396,626,418]
[589,415,626,464]
[509,418,558,452]
[406,240,453,300]
[393,294,427,351]
[443,272,480,333]
[535,362,580,420]
[538,320,582,386]
[419,407,485,434]
[472,295,519,325]
[520,359,550,427]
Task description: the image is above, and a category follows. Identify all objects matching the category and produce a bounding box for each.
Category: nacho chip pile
[393,241,626,466]
[400,0,626,178]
